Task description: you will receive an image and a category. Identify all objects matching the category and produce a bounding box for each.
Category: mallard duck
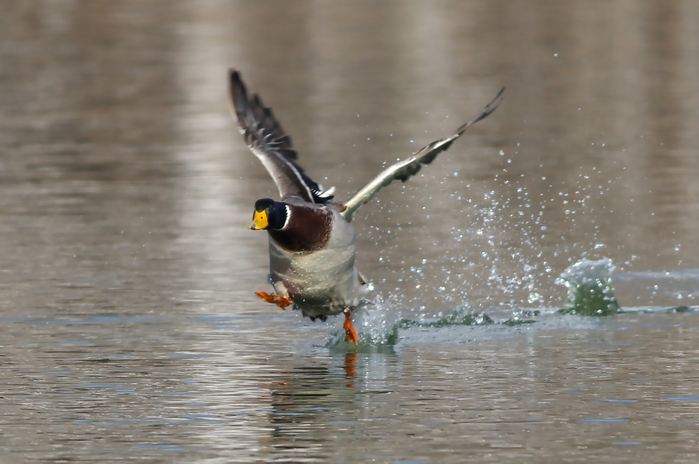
[229,69,503,344]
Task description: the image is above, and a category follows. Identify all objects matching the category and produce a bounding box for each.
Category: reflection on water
[2,0,699,462]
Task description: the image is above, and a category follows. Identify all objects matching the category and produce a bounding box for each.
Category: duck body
[229,69,503,343]
[266,199,366,319]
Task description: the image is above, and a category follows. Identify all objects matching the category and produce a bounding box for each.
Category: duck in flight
[229,69,503,344]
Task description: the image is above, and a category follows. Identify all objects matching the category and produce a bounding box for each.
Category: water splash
[325,300,497,349]
[325,297,399,349]
[324,257,625,350]
[399,305,493,328]
[556,258,620,315]
[439,185,555,312]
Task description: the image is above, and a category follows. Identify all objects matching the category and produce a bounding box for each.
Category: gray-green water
[2,1,699,462]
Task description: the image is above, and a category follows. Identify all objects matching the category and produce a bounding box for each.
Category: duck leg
[255,291,293,309]
[343,308,358,345]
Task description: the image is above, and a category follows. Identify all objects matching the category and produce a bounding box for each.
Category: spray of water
[325,295,400,349]
[555,257,620,315]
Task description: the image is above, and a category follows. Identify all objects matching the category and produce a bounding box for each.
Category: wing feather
[340,87,505,222]
[229,69,314,202]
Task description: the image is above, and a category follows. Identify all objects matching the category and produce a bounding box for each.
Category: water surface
[2,1,699,462]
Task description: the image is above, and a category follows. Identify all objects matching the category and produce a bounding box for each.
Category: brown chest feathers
[268,205,333,252]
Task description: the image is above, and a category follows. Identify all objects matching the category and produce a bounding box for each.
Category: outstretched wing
[229,69,333,203]
[340,87,505,222]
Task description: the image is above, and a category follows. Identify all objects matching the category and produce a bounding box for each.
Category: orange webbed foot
[255,291,293,310]
[343,308,358,345]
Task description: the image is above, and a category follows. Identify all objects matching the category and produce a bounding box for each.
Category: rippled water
[2,1,699,462]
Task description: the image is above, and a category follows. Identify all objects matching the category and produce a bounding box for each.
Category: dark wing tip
[475,86,506,122]
[228,69,249,121]
[228,68,242,95]
[455,86,505,135]
[227,69,319,203]
[483,86,505,117]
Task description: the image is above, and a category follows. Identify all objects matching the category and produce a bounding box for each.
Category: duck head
[249,198,288,231]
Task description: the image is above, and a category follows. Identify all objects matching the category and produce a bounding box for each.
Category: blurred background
[2,1,699,462]
[2,0,698,314]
